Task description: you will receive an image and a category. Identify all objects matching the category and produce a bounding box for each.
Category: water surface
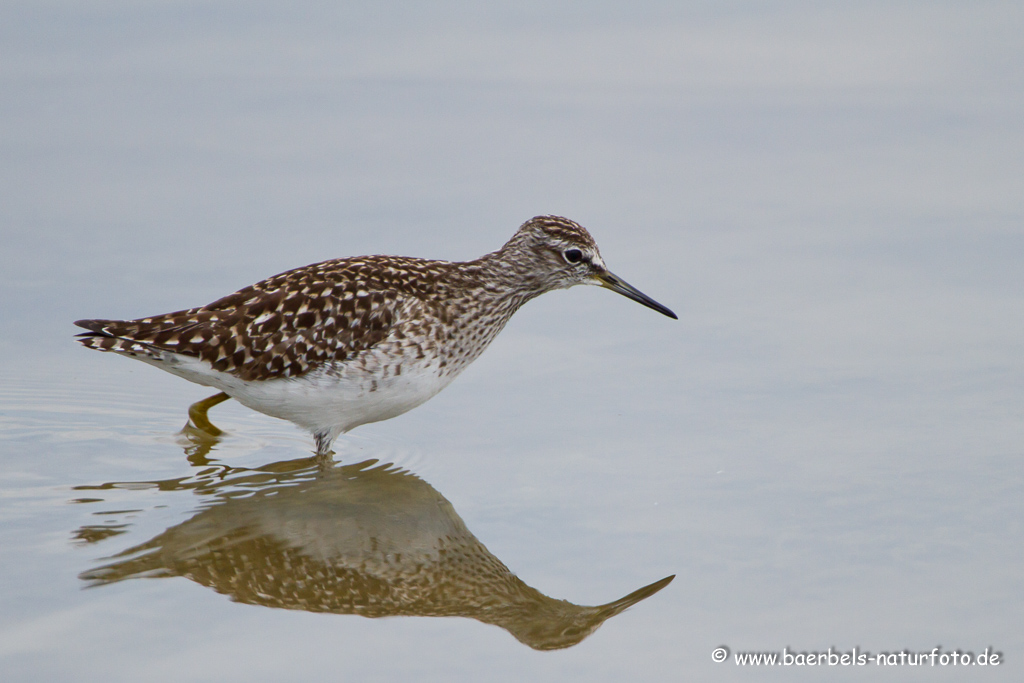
[2,1,1022,681]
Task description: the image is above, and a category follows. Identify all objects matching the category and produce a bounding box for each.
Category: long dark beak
[596,271,677,319]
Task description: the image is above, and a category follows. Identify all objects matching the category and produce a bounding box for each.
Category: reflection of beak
[596,574,676,619]
[596,271,678,319]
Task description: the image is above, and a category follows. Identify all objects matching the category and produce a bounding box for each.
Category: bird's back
[75,255,465,382]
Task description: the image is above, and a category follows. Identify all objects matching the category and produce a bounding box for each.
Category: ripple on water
[0,373,426,471]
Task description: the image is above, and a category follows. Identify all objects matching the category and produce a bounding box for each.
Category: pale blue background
[1,1,1022,681]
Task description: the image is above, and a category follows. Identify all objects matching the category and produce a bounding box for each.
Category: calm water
[2,2,1023,681]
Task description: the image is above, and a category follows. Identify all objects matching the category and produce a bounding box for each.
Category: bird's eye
[563,248,584,264]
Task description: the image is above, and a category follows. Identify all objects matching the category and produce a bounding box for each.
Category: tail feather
[74,319,112,334]
[74,319,163,359]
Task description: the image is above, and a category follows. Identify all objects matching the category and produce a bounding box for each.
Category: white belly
[139,345,459,442]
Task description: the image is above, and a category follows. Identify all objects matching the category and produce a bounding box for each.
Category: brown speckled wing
[76,256,445,381]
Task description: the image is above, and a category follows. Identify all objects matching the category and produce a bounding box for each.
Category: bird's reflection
[75,435,673,650]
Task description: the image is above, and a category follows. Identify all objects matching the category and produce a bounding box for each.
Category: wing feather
[75,256,444,381]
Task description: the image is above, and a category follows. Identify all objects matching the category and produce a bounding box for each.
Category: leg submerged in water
[314,430,335,458]
[187,392,231,436]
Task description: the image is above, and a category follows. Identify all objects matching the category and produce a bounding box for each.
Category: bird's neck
[456,242,557,307]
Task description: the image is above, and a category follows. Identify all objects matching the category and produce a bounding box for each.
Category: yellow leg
[187,392,231,436]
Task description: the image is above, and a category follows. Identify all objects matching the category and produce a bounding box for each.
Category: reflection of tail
[77,459,673,650]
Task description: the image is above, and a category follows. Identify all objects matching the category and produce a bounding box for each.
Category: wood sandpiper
[75,215,676,454]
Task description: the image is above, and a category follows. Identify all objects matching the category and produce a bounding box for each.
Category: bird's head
[503,215,677,319]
